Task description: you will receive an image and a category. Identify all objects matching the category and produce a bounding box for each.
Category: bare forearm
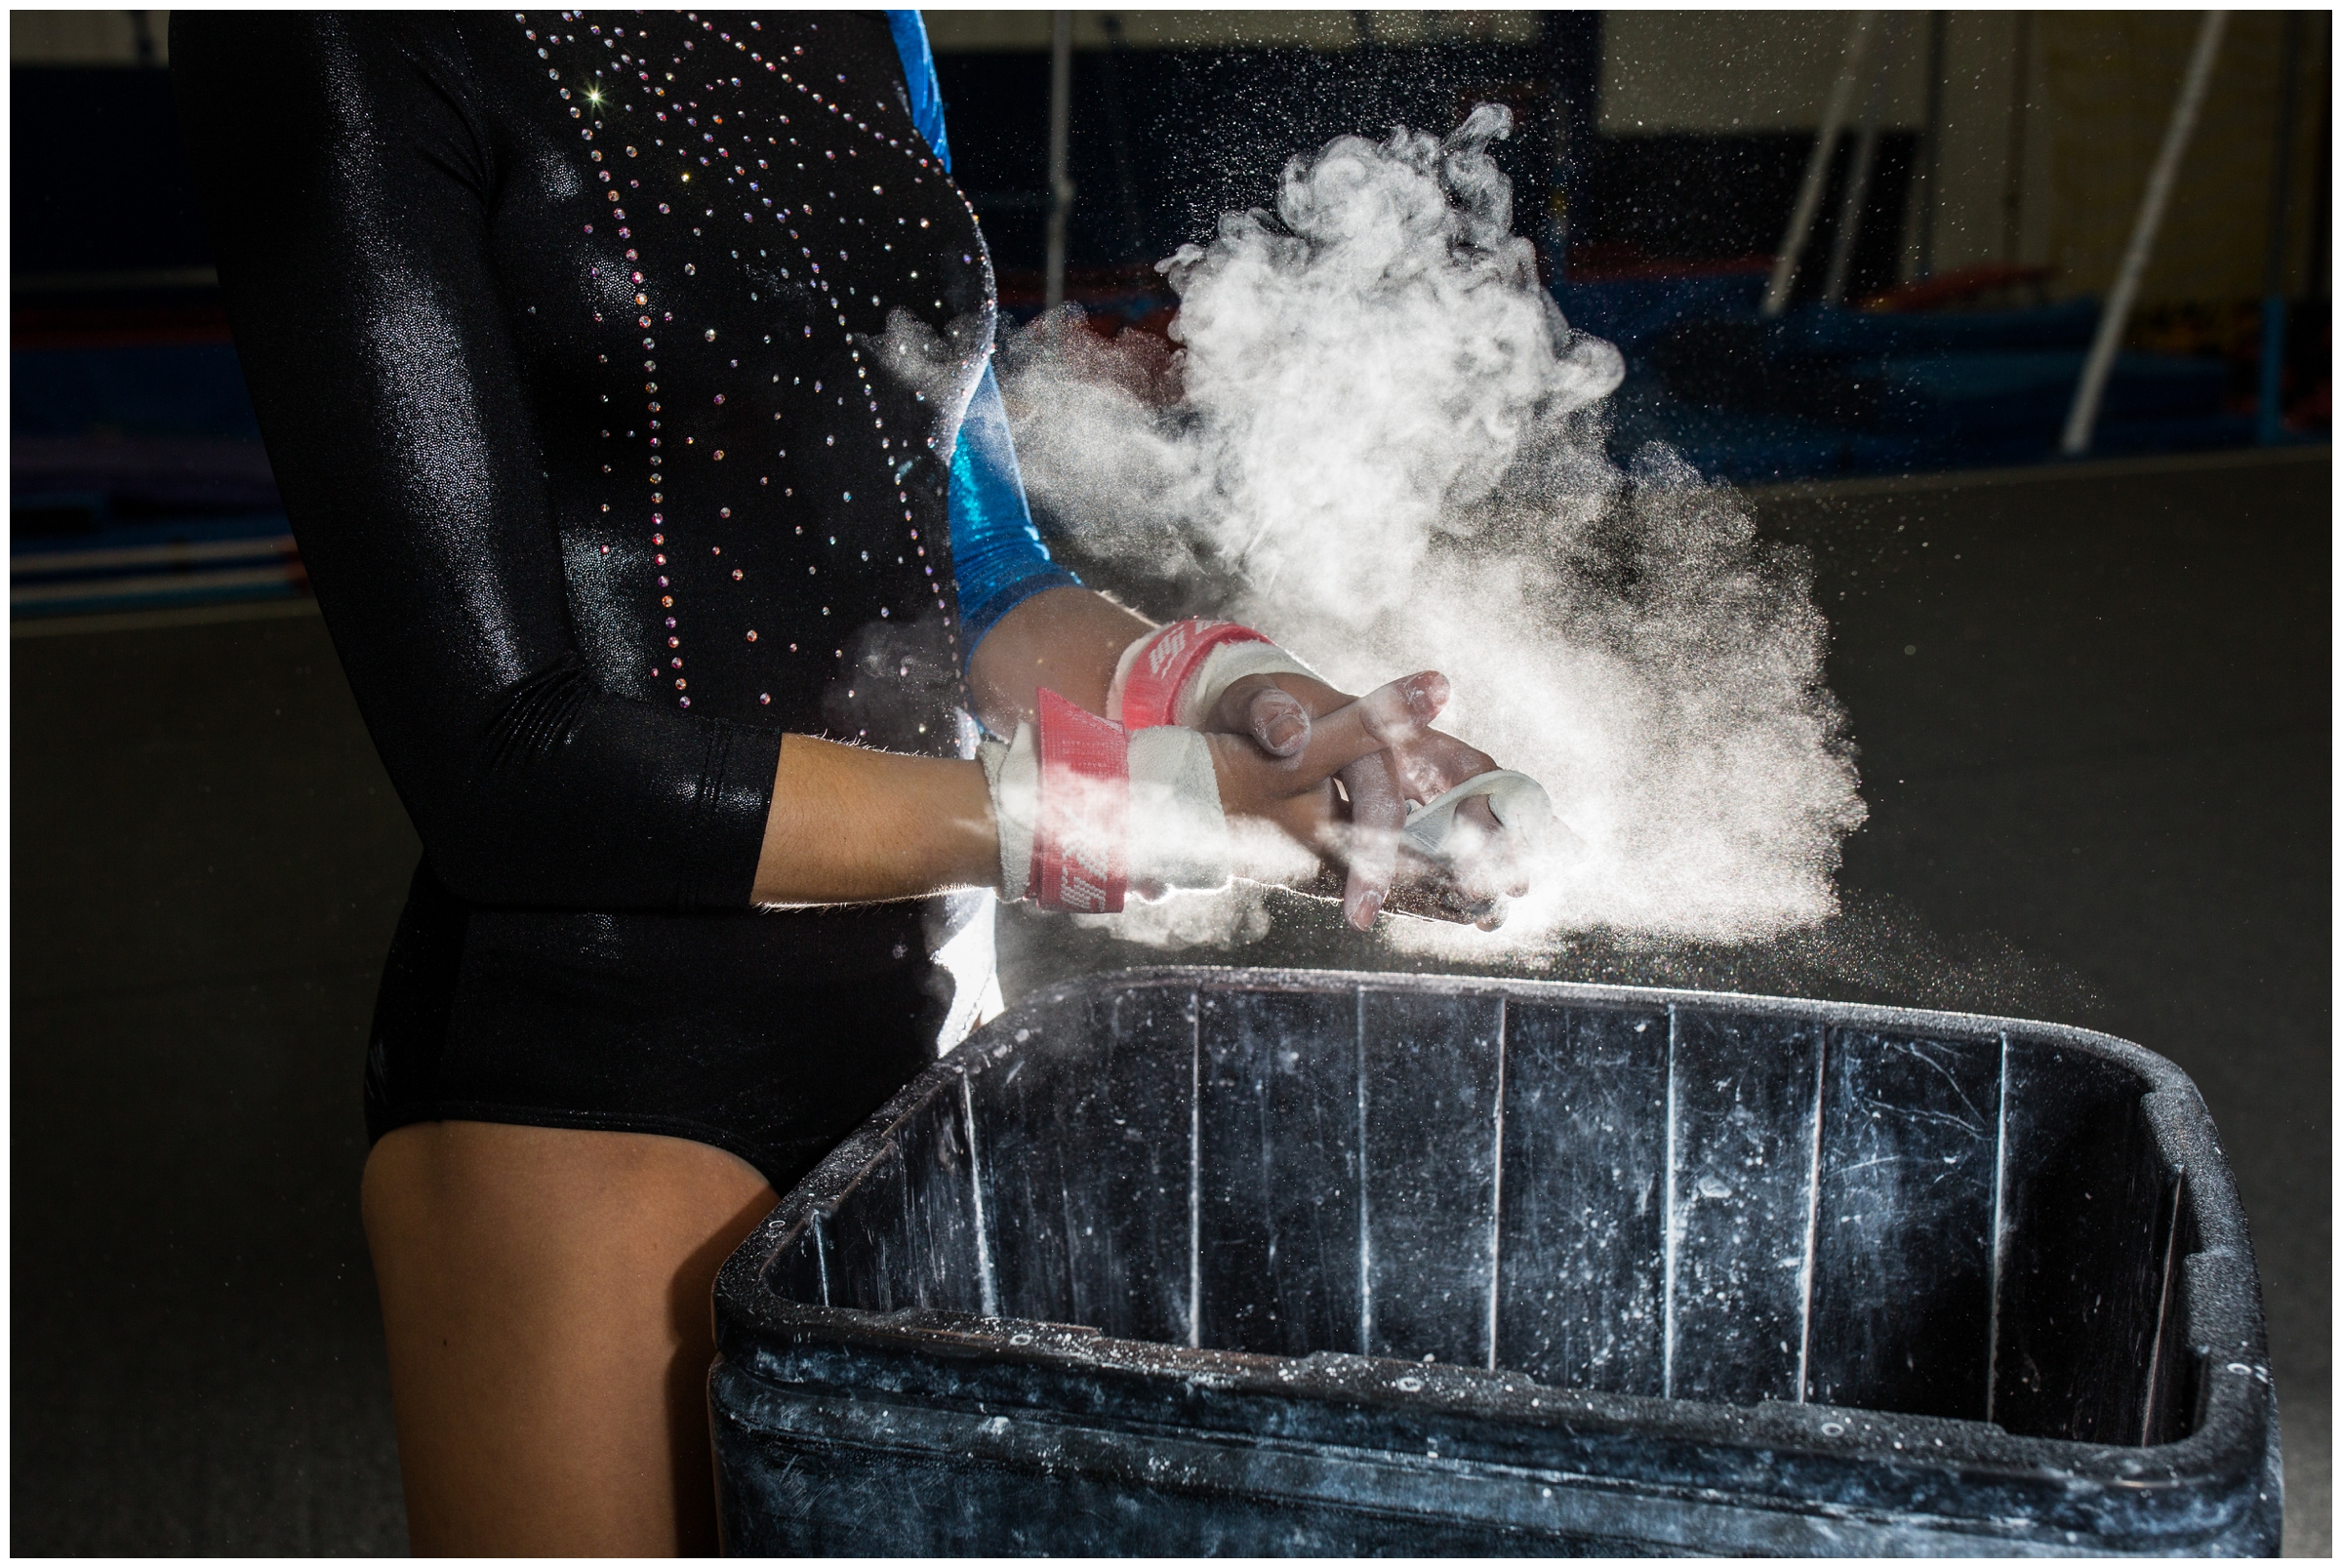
[747,590,1149,906]
[965,585,1152,733]
[750,735,998,905]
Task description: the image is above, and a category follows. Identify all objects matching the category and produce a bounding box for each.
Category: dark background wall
[936,28,1911,304]
[12,65,209,279]
[5,28,1917,297]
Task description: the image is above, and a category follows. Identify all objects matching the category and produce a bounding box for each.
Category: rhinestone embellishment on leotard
[521,11,983,727]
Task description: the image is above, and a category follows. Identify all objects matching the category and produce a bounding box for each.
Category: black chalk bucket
[710,967,2279,1555]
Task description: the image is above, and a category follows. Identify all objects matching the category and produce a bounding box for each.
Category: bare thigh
[361,1120,777,1556]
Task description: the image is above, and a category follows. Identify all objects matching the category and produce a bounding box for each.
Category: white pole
[1045,11,1074,310]
[1820,14,1902,308]
[1762,12,1878,319]
[2059,11,2228,456]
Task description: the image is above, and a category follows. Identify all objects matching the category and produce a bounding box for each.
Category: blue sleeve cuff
[949,364,1080,664]
[887,18,1081,663]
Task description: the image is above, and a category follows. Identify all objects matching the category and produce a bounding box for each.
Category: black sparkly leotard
[173,12,1032,1191]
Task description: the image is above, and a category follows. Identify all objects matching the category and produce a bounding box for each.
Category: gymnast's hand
[965,598,1552,928]
[1201,672,1452,887]
[1204,670,1541,932]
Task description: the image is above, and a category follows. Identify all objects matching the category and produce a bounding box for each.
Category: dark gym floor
[11,447,2327,1554]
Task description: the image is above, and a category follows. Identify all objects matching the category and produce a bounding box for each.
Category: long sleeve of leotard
[886,11,1082,657]
[173,17,777,912]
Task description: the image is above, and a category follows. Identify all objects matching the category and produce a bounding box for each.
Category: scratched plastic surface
[711,968,2280,1556]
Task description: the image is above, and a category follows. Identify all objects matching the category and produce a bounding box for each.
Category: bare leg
[361,1120,777,1556]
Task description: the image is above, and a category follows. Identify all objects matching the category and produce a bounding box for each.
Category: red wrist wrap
[1032,687,1129,913]
[1120,620,1271,730]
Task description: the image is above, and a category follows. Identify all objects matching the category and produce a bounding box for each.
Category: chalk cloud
[1003,105,1867,947]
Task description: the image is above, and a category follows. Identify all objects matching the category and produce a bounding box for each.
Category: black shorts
[364,861,967,1194]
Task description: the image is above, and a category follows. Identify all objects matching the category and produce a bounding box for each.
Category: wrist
[982,690,1231,910]
[1107,618,1329,729]
[753,741,1005,905]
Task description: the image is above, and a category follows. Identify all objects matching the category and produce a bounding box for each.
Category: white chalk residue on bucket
[1001,105,1867,947]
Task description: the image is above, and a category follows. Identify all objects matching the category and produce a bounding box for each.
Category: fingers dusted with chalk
[1337,753,1406,929]
[1299,672,1447,773]
[1208,670,1450,771]
[1191,664,1559,930]
[1202,672,1447,838]
[1210,676,1312,758]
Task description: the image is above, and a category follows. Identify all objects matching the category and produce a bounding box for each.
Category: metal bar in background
[10,595,320,639]
[1534,12,1601,285]
[2060,11,2229,457]
[1820,13,1901,308]
[2257,11,2305,446]
[2310,14,2333,302]
[1912,10,1949,281]
[11,265,220,293]
[1762,12,1877,318]
[12,536,298,577]
[1096,11,1145,261]
[1044,10,1074,309]
[2001,12,2034,266]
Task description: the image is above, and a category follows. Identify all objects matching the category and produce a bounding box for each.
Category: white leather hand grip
[981,689,1232,910]
[1401,769,1575,864]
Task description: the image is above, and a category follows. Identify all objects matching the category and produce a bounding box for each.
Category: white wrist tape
[1126,727,1233,897]
[980,689,1231,911]
[979,721,1041,903]
[1402,769,1563,863]
[1109,619,1323,731]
